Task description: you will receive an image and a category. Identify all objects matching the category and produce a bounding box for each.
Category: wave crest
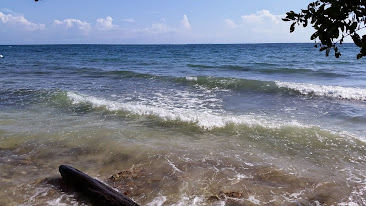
[66,92,304,130]
[275,81,366,101]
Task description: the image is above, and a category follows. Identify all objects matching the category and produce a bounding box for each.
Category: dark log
[59,165,139,206]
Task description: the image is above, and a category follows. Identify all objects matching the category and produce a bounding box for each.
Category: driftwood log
[59,165,139,206]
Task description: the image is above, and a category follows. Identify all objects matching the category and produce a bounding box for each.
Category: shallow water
[0,44,366,205]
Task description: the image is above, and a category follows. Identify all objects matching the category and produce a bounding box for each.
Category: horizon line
[0,42,355,46]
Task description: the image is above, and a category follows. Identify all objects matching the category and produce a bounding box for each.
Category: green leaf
[310,32,318,40]
[352,33,362,47]
[326,48,330,57]
[285,11,296,20]
[319,46,327,51]
[290,22,296,33]
[362,35,366,42]
[350,22,357,31]
[284,0,366,59]
[358,46,366,59]
[303,20,308,27]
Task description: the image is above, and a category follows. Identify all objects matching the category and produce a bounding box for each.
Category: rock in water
[59,165,139,206]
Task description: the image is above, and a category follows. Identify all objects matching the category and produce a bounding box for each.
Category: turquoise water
[0,44,366,205]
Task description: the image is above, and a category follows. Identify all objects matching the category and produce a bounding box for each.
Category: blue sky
[0,0,316,44]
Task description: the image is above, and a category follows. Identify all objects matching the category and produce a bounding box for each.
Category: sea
[0,44,365,206]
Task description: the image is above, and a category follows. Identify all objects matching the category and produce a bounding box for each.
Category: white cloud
[222,10,314,43]
[0,11,45,31]
[224,19,239,29]
[181,14,191,30]
[96,16,116,30]
[241,10,281,24]
[225,10,283,30]
[123,18,135,23]
[54,18,91,33]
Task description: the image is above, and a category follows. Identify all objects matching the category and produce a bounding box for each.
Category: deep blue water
[1,44,366,133]
[0,44,366,205]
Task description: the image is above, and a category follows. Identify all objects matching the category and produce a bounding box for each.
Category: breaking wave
[66,92,305,130]
[182,76,366,101]
[179,76,278,92]
[275,81,366,101]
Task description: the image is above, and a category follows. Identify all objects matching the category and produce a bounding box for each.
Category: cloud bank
[181,14,191,30]
[223,9,313,43]
[225,10,283,29]
[96,16,116,30]
[0,11,45,31]
[54,18,91,33]
[242,10,281,24]
[0,9,314,44]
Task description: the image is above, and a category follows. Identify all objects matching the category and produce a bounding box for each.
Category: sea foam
[275,81,366,101]
[67,92,304,130]
[185,76,198,81]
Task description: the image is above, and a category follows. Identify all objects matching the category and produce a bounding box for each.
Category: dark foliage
[283,0,366,59]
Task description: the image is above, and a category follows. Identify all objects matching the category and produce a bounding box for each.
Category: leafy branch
[283,0,366,59]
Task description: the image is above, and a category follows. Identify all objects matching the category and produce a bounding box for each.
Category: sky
[0,0,317,44]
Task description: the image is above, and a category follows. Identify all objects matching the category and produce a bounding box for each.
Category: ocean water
[0,44,366,205]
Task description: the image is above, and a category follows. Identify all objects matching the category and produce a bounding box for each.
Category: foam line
[67,92,305,130]
[276,81,366,101]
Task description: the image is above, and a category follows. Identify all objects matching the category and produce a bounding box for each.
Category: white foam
[215,201,226,206]
[67,92,307,130]
[166,158,184,173]
[186,76,198,81]
[146,196,167,206]
[18,186,82,206]
[170,196,205,206]
[276,81,366,101]
[46,195,71,206]
[338,202,360,206]
[192,196,205,205]
[228,173,252,185]
[247,195,261,205]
